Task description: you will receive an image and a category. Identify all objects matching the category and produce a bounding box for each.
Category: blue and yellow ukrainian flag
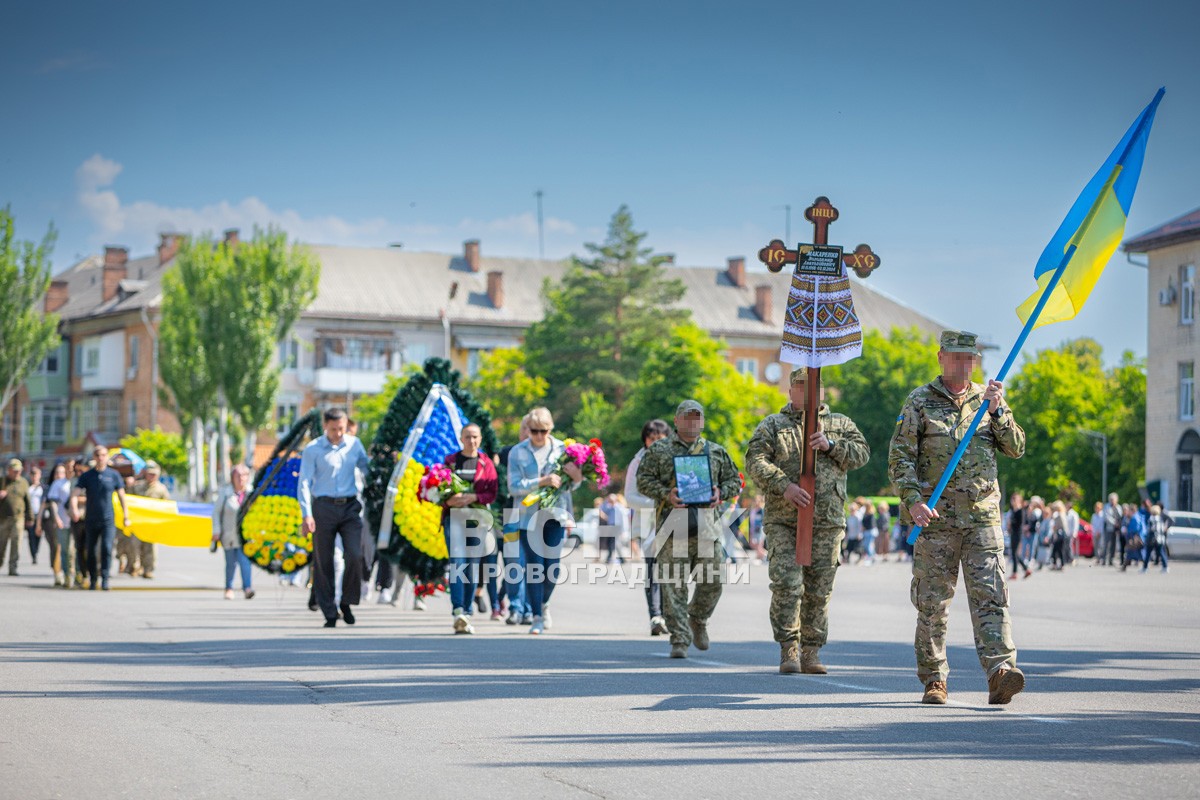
[116,493,215,548]
[1017,88,1164,328]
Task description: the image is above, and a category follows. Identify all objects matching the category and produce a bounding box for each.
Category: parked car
[1165,510,1200,559]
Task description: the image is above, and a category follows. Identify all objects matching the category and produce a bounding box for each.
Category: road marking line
[1144,737,1199,748]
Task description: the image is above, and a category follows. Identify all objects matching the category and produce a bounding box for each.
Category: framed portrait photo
[673,454,714,506]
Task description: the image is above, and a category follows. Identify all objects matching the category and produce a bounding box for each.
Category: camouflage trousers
[115,531,137,573]
[765,523,842,647]
[655,533,723,647]
[911,523,1016,685]
[0,518,19,573]
[137,536,156,574]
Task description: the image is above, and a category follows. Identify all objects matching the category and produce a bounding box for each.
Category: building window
[736,358,759,378]
[279,338,299,371]
[1181,265,1195,325]
[276,403,299,435]
[317,337,393,371]
[466,350,482,379]
[74,395,121,438]
[404,342,429,368]
[1182,362,1196,421]
[128,335,139,378]
[127,399,138,432]
[74,343,84,376]
[37,349,60,375]
[84,346,100,376]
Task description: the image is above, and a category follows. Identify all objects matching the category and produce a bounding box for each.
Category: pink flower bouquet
[522,438,610,509]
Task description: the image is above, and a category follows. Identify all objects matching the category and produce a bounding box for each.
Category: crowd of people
[1004,491,1172,577]
[3,329,1181,709]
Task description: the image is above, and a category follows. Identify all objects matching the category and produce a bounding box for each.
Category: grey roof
[49,243,947,343]
[307,245,947,341]
[1124,206,1200,253]
[51,254,168,323]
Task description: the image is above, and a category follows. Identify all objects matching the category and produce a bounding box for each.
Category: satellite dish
[764,362,782,382]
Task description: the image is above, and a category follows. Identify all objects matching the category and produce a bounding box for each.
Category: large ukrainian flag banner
[115,493,214,548]
[1017,88,1164,327]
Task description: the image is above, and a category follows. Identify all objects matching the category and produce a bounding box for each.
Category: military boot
[689,617,710,650]
[987,666,1025,705]
[800,647,827,674]
[922,681,948,705]
[670,644,688,659]
[779,641,801,674]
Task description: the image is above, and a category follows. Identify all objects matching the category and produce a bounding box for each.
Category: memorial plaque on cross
[757,197,881,566]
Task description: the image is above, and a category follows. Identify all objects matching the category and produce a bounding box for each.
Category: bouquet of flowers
[522,438,610,509]
[417,463,471,506]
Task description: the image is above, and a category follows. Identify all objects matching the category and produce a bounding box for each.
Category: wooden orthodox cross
[757,197,881,565]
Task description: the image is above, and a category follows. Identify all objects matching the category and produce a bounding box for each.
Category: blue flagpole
[905,243,1077,546]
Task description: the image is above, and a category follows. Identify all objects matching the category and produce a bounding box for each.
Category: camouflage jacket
[133,480,171,501]
[888,378,1025,527]
[637,433,741,539]
[745,403,870,529]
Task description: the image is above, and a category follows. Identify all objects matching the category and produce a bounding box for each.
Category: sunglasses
[529,428,550,434]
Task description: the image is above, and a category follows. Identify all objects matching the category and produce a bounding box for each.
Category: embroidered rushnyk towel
[779,266,862,368]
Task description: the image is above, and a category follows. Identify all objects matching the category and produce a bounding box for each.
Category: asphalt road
[2,543,1198,800]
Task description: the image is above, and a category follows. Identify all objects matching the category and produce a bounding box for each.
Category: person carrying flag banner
[888,88,1164,708]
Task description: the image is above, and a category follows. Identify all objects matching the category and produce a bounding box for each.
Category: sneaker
[244,589,255,600]
[650,616,669,636]
[529,616,545,635]
[505,610,521,625]
[1141,566,1148,573]
[521,613,534,625]
[414,596,427,611]
[490,609,503,621]
[377,587,394,605]
[1023,569,1032,578]
[922,681,948,704]
[224,589,235,600]
[1009,573,1018,581]
[542,607,553,629]
[987,666,1025,705]
[453,610,475,635]
[101,580,109,591]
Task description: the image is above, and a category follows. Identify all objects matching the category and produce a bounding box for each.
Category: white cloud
[74,154,582,258]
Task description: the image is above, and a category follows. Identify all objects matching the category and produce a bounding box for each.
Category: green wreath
[364,358,497,582]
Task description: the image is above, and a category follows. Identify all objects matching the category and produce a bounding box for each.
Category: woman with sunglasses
[507,407,583,635]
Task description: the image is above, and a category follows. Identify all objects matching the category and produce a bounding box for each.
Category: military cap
[939,330,980,354]
[789,367,809,384]
[145,460,161,474]
[675,399,705,416]
[7,458,22,471]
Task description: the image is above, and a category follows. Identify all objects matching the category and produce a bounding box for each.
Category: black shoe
[323,618,337,628]
[308,594,319,612]
[340,604,356,625]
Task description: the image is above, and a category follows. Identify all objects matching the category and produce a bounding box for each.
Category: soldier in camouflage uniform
[888,330,1027,706]
[131,461,170,579]
[746,367,870,675]
[637,400,742,659]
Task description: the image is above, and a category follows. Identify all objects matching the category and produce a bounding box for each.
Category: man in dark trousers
[299,408,370,628]
[71,447,130,590]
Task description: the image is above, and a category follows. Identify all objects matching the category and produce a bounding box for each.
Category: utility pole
[774,204,792,243]
[535,189,545,259]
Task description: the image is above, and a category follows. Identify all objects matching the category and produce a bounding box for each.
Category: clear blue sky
[3,0,1198,369]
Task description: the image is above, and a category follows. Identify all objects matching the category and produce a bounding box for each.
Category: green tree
[464,348,548,442]
[118,428,188,481]
[612,323,780,488]
[1101,351,1146,503]
[225,228,320,464]
[823,327,942,496]
[159,228,319,488]
[0,208,60,415]
[352,368,418,450]
[524,205,688,429]
[999,338,1111,507]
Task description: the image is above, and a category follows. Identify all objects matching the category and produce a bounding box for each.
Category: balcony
[313,368,389,395]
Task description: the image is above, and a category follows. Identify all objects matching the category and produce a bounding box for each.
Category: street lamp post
[1078,429,1108,501]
